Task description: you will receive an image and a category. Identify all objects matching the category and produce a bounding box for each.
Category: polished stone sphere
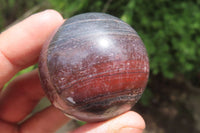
[39,12,149,122]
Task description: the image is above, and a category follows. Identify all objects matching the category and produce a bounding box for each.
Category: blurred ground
[137,75,200,133]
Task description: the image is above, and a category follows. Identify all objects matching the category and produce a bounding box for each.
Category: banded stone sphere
[39,12,149,122]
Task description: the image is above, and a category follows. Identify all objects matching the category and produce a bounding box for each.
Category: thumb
[70,111,145,133]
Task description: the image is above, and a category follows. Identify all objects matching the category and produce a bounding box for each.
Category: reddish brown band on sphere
[39,12,149,122]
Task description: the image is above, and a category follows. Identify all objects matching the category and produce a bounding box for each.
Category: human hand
[0,10,145,133]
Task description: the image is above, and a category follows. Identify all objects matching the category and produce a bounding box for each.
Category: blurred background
[1,0,200,133]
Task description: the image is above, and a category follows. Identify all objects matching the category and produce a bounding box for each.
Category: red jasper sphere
[39,12,149,122]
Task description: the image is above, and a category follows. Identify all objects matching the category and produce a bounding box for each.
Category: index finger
[0,10,64,88]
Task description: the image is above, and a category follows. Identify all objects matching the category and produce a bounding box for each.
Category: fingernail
[119,127,143,133]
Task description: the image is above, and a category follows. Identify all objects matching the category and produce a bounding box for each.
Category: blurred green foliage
[1,0,199,105]
[0,0,43,29]
[140,88,154,107]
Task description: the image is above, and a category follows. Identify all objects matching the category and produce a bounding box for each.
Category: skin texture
[0,10,145,133]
